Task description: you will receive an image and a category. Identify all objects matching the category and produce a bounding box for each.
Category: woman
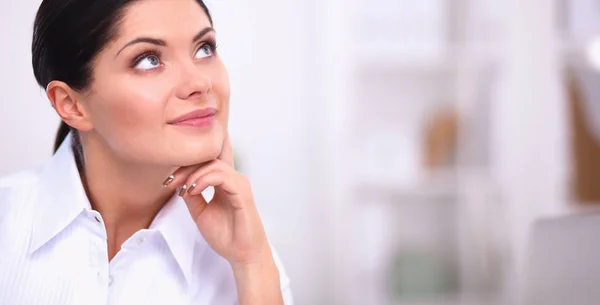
[0,0,292,304]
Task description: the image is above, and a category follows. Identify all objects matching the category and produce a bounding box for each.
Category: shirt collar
[28,133,91,254]
[150,194,206,287]
[28,132,204,287]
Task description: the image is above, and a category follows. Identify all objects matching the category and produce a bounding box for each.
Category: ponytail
[53,121,71,154]
[53,121,85,171]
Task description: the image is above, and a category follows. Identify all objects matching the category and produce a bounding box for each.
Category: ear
[46,81,93,131]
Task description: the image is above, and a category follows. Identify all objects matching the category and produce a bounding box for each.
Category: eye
[194,41,216,59]
[134,53,161,71]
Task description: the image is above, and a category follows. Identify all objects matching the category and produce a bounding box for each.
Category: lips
[168,108,217,125]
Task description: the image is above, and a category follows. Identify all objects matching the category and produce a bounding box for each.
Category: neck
[78,133,176,260]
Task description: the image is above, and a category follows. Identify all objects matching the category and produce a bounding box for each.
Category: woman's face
[84,0,229,167]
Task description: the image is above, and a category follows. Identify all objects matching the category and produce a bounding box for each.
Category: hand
[164,135,272,267]
[163,135,284,304]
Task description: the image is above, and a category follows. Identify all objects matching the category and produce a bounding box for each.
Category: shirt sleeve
[271,245,294,305]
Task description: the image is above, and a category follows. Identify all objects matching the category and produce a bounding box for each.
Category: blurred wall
[0,0,57,172]
[491,0,570,301]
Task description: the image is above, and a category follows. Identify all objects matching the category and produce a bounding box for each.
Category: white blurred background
[3,0,600,304]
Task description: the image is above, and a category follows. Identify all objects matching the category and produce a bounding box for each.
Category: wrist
[231,254,283,305]
[229,240,273,269]
[231,251,278,276]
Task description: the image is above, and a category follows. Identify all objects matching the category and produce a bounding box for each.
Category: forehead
[117,0,211,40]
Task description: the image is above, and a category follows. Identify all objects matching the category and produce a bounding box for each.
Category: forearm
[232,257,284,305]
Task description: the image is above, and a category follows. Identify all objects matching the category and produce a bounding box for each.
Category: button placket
[93,254,110,286]
[85,210,110,292]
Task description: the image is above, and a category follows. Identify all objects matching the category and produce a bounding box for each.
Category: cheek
[213,63,231,123]
[95,86,165,131]
[89,80,170,153]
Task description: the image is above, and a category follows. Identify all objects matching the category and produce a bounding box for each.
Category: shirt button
[139,237,146,244]
[108,275,114,287]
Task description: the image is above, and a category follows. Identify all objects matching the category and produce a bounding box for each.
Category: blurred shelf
[560,38,588,56]
[350,42,503,74]
[559,37,600,71]
[352,43,456,73]
[353,167,496,203]
[355,57,459,76]
[354,170,459,202]
[392,296,501,305]
[392,297,460,305]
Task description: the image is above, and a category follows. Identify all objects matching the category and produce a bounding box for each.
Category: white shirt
[0,135,293,305]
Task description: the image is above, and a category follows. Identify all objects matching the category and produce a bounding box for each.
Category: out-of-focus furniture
[567,72,600,203]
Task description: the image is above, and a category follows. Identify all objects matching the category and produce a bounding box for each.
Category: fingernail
[179,185,187,197]
[187,183,196,195]
[162,175,175,187]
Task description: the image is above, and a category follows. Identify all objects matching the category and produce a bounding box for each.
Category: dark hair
[31,0,213,154]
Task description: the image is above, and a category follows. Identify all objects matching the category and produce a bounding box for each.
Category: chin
[172,136,224,166]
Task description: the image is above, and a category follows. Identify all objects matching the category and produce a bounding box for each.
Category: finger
[186,170,239,198]
[218,134,235,168]
[179,184,210,219]
[161,162,206,189]
[183,161,232,196]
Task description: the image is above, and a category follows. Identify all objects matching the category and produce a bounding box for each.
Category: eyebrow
[115,27,216,57]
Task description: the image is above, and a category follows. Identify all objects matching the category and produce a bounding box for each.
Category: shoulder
[0,169,41,200]
[0,169,41,188]
[0,169,41,222]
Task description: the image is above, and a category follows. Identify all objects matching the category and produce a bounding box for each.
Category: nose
[174,63,212,100]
